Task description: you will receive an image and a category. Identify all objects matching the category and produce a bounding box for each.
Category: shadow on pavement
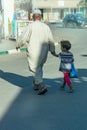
[0,70,33,88]
[0,69,87,130]
[81,54,87,57]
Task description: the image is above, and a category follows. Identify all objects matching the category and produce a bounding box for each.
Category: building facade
[1,0,86,38]
[33,0,85,21]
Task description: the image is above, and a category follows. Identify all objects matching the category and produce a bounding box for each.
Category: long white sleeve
[16,24,31,48]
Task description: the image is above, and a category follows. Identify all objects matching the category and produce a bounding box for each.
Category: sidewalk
[0,39,26,55]
[0,39,58,55]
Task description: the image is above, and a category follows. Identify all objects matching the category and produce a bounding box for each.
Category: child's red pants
[63,72,72,85]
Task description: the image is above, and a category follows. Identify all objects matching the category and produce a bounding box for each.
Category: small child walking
[57,40,75,93]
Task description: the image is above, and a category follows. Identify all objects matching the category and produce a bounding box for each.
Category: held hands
[16,47,20,51]
[51,52,58,57]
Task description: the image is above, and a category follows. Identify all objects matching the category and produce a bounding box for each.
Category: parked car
[63,14,87,28]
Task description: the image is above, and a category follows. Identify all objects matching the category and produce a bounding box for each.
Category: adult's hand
[51,51,58,57]
[16,47,20,51]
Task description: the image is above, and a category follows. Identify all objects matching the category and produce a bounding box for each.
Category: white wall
[2,0,14,38]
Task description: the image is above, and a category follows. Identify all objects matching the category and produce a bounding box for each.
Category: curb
[0,48,26,56]
[0,42,58,56]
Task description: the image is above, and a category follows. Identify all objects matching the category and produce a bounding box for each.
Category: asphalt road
[0,28,87,130]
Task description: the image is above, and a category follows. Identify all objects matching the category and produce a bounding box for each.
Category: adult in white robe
[16,9,57,95]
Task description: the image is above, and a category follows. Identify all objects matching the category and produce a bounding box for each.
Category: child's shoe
[67,88,75,93]
[60,86,65,91]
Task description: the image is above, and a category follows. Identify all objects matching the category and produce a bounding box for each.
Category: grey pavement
[0,39,26,55]
[0,39,16,52]
[0,39,57,55]
[0,26,86,54]
[0,44,87,130]
[0,28,87,130]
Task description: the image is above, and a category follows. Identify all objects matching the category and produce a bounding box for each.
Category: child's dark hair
[60,40,71,51]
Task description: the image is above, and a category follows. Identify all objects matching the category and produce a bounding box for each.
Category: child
[57,40,75,93]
